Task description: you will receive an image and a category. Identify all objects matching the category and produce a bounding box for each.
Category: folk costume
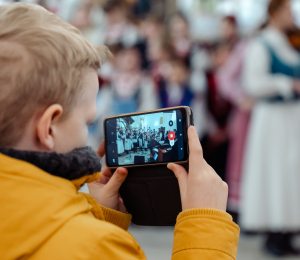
[241,27,300,231]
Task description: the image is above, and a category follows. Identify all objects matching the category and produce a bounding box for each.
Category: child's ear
[36,104,63,151]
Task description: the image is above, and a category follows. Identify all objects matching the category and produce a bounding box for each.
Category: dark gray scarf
[0,146,101,180]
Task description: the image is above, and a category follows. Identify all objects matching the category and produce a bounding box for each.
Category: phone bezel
[104,106,191,169]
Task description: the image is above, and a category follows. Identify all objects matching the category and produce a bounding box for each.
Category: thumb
[167,163,187,195]
[104,167,128,196]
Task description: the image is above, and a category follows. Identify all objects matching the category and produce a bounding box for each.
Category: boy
[0,3,239,259]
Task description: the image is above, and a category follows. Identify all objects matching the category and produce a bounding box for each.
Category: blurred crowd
[3,0,300,257]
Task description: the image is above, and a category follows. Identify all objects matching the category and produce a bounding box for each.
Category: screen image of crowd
[116,112,178,165]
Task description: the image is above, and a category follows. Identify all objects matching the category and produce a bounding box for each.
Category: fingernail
[189,126,196,132]
[117,168,128,175]
[167,163,173,169]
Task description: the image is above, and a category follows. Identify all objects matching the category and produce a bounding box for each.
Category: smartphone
[104,106,193,168]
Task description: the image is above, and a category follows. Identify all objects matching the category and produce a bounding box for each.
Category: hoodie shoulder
[31,213,146,260]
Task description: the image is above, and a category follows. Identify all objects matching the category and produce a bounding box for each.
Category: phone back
[113,163,188,226]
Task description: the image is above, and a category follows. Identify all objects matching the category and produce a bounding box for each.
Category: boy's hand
[167,126,228,211]
[88,141,128,213]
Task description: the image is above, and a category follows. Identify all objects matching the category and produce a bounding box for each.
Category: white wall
[143,112,177,133]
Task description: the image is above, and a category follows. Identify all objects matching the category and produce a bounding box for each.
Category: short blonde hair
[0,3,110,147]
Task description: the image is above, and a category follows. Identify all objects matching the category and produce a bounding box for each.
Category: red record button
[168,131,175,141]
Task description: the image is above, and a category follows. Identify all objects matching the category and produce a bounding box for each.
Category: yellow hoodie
[0,153,239,259]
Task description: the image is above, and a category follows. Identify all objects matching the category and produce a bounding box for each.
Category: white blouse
[242,27,300,99]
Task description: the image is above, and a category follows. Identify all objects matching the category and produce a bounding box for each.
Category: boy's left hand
[88,141,128,213]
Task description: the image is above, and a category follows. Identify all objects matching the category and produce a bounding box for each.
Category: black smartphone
[104,106,193,168]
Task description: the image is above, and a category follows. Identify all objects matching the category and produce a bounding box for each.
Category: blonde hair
[0,3,110,147]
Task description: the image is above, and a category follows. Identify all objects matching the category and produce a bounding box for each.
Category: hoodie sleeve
[80,192,132,231]
[80,194,239,259]
[171,209,240,260]
[93,208,239,260]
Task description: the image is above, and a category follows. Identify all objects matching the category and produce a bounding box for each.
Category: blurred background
[2,0,300,258]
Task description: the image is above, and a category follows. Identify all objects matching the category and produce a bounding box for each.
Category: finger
[97,140,105,158]
[188,126,204,174]
[118,197,127,213]
[97,169,112,185]
[167,163,187,195]
[94,165,112,184]
[104,167,128,195]
[101,165,113,178]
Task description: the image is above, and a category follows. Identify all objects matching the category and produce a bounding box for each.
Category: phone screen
[105,108,188,167]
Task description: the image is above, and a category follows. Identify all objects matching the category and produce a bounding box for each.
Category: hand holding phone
[88,141,128,213]
[102,106,224,226]
[168,126,228,212]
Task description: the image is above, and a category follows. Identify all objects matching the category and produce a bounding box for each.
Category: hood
[0,153,100,259]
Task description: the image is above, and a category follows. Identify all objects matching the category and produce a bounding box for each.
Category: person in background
[241,0,300,256]
[216,20,254,216]
[112,45,158,114]
[102,44,158,114]
[137,14,165,70]
[143,131,148,149]
[138,129,144,149]
[131,0,151,19]
[160,128,165,141]
[130,129,134,149]
[202,41,232,181]
[158,59,193,108]
[199,16,241,182]
[167,12,192,67]
[111,46,144,114]
[220,16,239,50]
[132,129,138,152]
[164,130,170,143]
[149,134,160,151]
[70,0,106,45]
[103,0,139,47]
[124,129,131,154]
[117,128,125,155]
[147,39,175,86]
[188,47,209,141]
[88,43,159,147]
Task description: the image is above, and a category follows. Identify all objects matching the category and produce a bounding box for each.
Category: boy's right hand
[88,141,128,213]
[167,126,228,212]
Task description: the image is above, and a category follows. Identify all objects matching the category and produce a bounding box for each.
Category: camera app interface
[106,110,185,166]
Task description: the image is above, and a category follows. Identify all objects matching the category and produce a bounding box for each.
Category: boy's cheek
[54,124,88,153]
[83,126,89,146]
[77,123,89,147]
[69,125,88,149]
